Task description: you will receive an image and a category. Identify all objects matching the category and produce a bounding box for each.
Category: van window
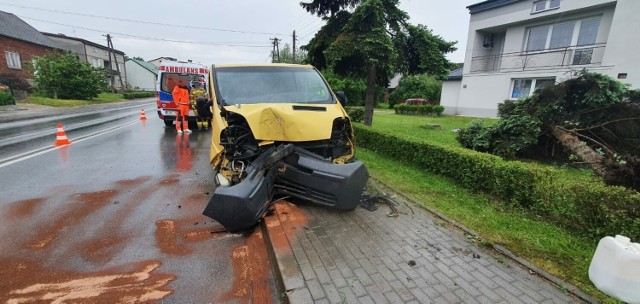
[160,73,206,93]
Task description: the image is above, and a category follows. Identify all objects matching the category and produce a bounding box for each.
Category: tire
[164,119,174,127]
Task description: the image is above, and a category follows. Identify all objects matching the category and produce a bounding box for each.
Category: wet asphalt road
[0,109,278,303]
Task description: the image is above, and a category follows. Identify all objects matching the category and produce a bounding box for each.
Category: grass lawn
[357,111,616,301]
[24,93,127,107]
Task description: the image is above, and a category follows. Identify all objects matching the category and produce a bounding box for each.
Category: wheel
[164,119,174,127]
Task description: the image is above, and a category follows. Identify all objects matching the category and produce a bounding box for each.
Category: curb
[368,177,599,304]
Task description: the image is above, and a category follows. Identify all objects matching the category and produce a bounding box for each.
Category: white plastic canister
[589,235,640,303]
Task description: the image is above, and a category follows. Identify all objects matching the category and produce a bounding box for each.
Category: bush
[123,91,155,99]
[345,106,364,123]
[354,125,640,239]
[389,74,441,108]
[0,92,15,105]
[394,104,444,116]
[33,53,107,100]
[321,70,367,106]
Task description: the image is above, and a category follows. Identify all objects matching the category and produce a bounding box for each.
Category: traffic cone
[140,109,147,120]
[54,123,71,146]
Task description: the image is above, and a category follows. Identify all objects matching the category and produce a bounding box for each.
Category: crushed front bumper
[202,145,368,232]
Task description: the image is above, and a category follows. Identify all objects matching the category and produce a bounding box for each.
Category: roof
[0,11,59,49]
[388,73,402,89]
[467,0,525,14]
[213,63,314,68]
[127,58,158,75]
[446,65,464,81]
[148,56,177,62]
[42,32,125,55]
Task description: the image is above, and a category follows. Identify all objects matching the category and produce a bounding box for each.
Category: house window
[525,17,600,52]
[91,58,103,68]
[5,51,21,69]
[511,78,555,99]
[92,46,98,53]
[532,0,560,13]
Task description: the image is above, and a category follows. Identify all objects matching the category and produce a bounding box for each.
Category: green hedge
[345,106,364,123]
[354,125,640,239]
[0,92,15,106]
[395,104,445,116]
[123,91,154,99]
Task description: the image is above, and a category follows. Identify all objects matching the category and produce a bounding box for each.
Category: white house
[441,0,640,117]
[125,58,158,91]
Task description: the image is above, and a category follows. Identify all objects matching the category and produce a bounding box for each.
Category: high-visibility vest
[172,86,190,106]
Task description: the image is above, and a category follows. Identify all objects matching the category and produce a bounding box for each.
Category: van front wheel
[164,119,174,127]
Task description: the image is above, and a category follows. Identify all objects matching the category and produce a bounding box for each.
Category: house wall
[46,36,86,61]
[457,0,638,118]
[440,80,462,115]
[125,61,156,91]
[0,35,56,80]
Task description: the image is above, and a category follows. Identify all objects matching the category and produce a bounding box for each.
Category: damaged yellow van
[202,64,368,232]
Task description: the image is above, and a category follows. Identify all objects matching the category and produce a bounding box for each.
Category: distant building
[0,10,60,91]
[148,57,177,68]
[43,32,128,90]
[125,58,158,91]
[441,0,640,117]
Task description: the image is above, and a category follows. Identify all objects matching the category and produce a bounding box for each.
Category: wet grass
[25,93,126,107]
[356,147,616,302]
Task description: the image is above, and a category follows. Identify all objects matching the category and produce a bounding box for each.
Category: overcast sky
[0,0,480,65]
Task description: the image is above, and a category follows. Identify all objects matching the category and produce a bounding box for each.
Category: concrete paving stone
[380,255,400,271]
[359,258,379,275]
[389,280,415,302]
[353,267,374,286]
[299,261,316,280]
[488,263,518,282]
[320,254,337,269]
[348,278,369,297]
[450,264,477,282]
[335,260,355,279]
[371,273,394,294]
[337,287,360,304]
[470,269,499,289]
[326,246,344,263]
[452,276,483,298]
[432,269,459,287]
[494,287,526,304]
[328,268,348,288]
[493,276,524,296]
[307,278,326,300]
[471,280,507,302]
[454,288,481,304]
[364,284,389,304]
[292,248,310,266]
[306,249,324,269]
[384,290,405,304]
[376,264,397,282]
[432,283,463,303]
[286,288,314,303]
[394,270,418,289]
[314,265,332,284]
[314,298,330,304]
[410,287,437,302]
[357,295,376,304]
[322,283,343,304]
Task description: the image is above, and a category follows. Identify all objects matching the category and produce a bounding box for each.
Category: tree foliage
[33,53,107,99]
[457,71,640,190]
[271,43,308,64]
[388,74,442,107]
[321,69,367,105]
[299,0,456,126]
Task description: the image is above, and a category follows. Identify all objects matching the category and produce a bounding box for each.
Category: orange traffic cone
[140,109,147,120]
[54,123,71,146]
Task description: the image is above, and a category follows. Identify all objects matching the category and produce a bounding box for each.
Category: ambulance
[155,61,209,127]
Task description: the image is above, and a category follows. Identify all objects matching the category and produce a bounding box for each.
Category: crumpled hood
[223,103,348,142]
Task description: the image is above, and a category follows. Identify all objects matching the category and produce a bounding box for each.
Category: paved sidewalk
[264,190,580,303]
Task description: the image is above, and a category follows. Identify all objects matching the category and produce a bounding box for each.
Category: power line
[21,16,272,48]
[1,2,288,36]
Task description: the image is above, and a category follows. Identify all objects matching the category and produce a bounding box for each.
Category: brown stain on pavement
[77,237,126,264]
[25,190,119,250]
[114,176,152,188]
[5,198,46,219]
[219,230,275,303]
[155,220,190,255]
[266,201,310,255]
[0,258,175,304]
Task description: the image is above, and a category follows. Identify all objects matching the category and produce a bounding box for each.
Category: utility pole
[292,31,296,64]
[270,37,281,63]
[105,34,124,92]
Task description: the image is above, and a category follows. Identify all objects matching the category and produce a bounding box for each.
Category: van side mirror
[336,91,348,106]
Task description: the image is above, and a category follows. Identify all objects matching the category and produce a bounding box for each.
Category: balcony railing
[470,43,606,73]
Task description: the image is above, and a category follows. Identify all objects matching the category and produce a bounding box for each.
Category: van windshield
[160,73,206,93]
[214,67,333,105]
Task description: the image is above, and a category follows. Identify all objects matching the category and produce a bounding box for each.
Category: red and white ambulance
[155,61,209,126]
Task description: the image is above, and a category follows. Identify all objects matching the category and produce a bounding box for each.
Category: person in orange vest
[172,79,192,134]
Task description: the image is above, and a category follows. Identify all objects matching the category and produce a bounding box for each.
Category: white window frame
[510,78,556,99]
[524,17,601,53]
[5,51,22,69]
[532,0,560,14]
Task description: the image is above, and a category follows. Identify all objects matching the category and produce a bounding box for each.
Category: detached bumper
[202,146,369,232]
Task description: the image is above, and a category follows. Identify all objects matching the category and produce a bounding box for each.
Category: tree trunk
[364,63,376,126]
[551,126,608,177]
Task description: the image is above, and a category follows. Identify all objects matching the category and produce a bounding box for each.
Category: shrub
[394,104,444,116]
[354,124,640,239]
[33,53,107,99]
[0,92,15,105]
[434,105,445,116]
[322,70,367,106]
[389,74,441,108]
[123,91,155,99]
[345,106,364,123]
